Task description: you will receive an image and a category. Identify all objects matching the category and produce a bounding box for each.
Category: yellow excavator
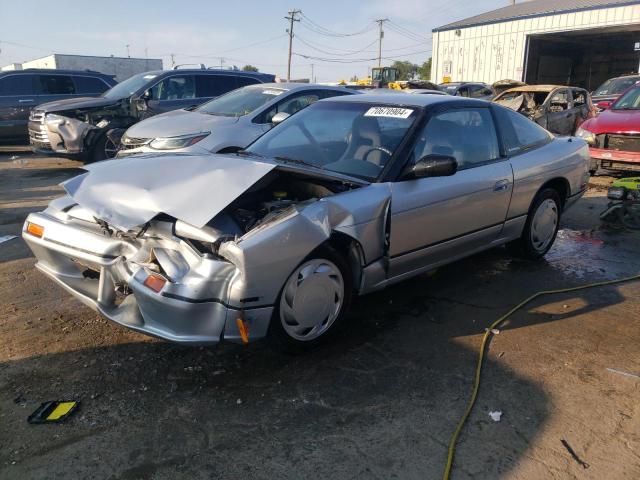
[340,67,400,89]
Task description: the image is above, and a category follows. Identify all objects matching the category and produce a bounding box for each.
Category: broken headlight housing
[575,126,596,146]
[149,132,210,150]
[45,114,66,126]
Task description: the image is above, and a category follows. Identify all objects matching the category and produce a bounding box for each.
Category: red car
[577,84,640,174]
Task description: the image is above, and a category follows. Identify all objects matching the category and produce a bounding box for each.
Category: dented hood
[62,153,276,231]
[37,96,120,113]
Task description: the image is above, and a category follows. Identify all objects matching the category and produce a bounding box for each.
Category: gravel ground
[1,152,639,480]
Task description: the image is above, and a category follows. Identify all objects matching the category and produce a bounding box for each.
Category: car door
[147,75,198,114]
[545,88,575,136]
[388,106,513,278]
[0,74,38,142]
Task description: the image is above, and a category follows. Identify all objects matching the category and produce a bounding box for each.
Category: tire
[268,246,353,354]
[88,133,118,163]
[507,188,561,260]
[618,204,640,230]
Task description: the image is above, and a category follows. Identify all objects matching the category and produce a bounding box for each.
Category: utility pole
[220,57,225,69]
[311,63,314,83]
[126,44,130,58]
[170,53,175,69]
[376,19,388,67]
[285,9,301,81]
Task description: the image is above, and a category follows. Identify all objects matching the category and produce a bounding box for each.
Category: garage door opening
[524,25,640,91]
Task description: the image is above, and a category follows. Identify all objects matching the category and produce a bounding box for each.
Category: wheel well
[538,177,570,209]
[217,146,242,154]
[326,232,365,291]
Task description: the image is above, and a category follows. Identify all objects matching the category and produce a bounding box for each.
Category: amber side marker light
[143,274,166,293]
[26,222,44,238]
[236,318,249,345]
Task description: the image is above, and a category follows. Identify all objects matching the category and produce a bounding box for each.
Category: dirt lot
[1,151,639,480]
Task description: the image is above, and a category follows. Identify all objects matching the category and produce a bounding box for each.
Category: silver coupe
[23,94,590,352]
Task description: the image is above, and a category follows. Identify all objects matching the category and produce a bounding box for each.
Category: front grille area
[120,137,150,150]
[606,135,640,153]
[28,110,49,146]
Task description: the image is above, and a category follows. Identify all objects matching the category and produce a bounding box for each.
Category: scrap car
[28,68,274,162]
[493,85,595,136]
[22,94,589,352]
[576,82,640,174]
[117,83,356,156]
[591,74,640,109]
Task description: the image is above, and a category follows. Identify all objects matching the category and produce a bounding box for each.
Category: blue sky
[0,0,506,81]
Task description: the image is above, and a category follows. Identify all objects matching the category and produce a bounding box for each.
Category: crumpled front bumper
[22,212,273,345]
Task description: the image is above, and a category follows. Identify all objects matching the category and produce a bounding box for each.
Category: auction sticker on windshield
[364,107,414,118]
[263,90,284,96]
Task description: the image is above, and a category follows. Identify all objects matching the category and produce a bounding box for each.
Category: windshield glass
[594,77,640,96]
[196,85,285,116]
[612,86,640,110]
[102,72,158,100]
[246,101,419,180]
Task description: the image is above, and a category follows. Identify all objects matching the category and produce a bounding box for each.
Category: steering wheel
[362,146,393,165]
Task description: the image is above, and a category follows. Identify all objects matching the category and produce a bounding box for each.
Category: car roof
[323,92,480,108]
[0,68,114,78]
[503,85,577,93]
[250,82,357,92]
[138,69,274,79]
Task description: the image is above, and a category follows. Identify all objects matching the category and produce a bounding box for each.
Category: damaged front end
[22,153,390,345]
[29,98,137,158]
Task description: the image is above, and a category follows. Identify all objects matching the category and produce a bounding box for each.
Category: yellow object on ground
[46,402,77,420]
[443,273,640,480]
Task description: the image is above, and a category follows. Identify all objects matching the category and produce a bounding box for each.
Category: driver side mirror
[596,100,611,110]
[410,154,458,179]
[271,111,290,125]
[142,90,151,100]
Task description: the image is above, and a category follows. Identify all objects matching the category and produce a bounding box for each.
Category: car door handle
[18,99,34,103]
[493,179,510,192]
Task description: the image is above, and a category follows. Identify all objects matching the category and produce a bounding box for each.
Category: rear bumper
[589,147,640,172]
[22,212,272,345]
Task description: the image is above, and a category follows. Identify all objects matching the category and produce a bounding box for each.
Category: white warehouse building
[431,0,640,90]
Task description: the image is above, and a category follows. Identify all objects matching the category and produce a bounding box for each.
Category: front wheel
[88,133,118,163]
[268,247,352,353]
[508,188,561,259]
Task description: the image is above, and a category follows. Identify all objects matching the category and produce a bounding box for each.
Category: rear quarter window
[0,74,35,95]
[493,105,552,156]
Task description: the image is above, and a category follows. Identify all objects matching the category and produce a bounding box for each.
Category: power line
[295,36,379,56]
[299,13,375,37]
[293,48,432,63]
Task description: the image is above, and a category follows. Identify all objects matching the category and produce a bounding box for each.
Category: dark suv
[0,69,116,144]
[28,68,275,161]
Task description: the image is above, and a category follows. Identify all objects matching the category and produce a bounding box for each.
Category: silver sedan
[23,94,590,352]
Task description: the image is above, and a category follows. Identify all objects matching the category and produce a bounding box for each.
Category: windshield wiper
[274,155,323,170]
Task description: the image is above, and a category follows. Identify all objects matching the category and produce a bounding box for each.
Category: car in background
[23,93,589,351]
[493,85,595,136]
[438,82,495,100]
[28,68,274,162]
[576,83,640,174]
[118,83,355,156]
[0,69,116,145]
[592,74,640,109]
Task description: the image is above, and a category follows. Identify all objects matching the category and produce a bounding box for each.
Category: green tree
[417,57,432,80]
[242,65,259,72]
[390,60,417,81]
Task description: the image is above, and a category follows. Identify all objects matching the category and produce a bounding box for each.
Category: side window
[235,76,260,88]
[150,75,195,101]
[493,105,551,155]
[572,89,586,107]
[195,75,236,98]
[468,85,484,98]
[457,86,469,97]
[73,76,110,94]
[0,75,35,95]
[256,90,324,124]
[411,108,500,170]
[37,75,75,95]
[548,90,569,112]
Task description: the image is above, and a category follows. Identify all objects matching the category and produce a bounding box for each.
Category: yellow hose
[443,273,640,480]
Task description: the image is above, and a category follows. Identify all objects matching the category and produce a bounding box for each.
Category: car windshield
[612,86,640,110]
[594,77,640,96]
[246,101,420,181]
[102,72,158,100]
[196,85,286,116]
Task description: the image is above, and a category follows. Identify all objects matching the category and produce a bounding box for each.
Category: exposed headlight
[149,132,210,150]
[575,127,596,146]
[607,187,626,200]
[45,114,66,126]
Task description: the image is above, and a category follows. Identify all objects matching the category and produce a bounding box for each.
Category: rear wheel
[508,188,561,259]
[268,246,352,353]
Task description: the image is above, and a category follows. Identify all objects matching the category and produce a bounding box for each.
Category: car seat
[339,116,385,166]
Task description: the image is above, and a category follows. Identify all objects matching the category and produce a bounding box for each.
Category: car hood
[583,108,640,134]
[62,153,276,231]
[36,96,120,113]
[124,109,239,139]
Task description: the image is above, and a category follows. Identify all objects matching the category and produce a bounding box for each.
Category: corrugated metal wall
[431,4,640,83]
